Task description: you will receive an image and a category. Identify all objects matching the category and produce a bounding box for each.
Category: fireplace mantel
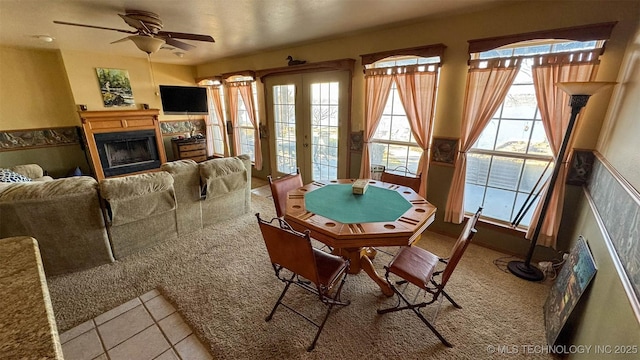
[79,109,167,181]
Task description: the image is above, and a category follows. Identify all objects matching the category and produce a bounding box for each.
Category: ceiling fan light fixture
[129,35,165,54]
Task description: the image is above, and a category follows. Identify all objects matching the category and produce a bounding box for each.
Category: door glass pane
[310,82,339,180]
[273,84,297,174]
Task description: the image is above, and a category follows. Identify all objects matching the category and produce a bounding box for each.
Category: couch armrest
[10,164,44,180]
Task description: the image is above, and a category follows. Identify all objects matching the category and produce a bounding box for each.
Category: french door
[265,71,350,183]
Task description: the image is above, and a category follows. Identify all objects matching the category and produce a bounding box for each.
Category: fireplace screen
[95,130,161,177]
[105,138,153,168]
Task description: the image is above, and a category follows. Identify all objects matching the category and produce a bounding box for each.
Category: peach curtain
[359,70,393,180]
[525,50,600,247]
[394,67,438,196]
[238,83,263,170]
[444,58,521,224]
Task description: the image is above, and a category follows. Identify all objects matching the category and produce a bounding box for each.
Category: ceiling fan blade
[110,36,132,44]
[163,37,196,51]
[158,31,214,43]
[53,21,138,34]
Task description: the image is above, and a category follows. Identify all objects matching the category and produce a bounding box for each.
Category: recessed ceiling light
[33,35,54,43]
[174,52,185,58]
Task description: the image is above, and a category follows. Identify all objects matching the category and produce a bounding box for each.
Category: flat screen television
[159,85,209,115]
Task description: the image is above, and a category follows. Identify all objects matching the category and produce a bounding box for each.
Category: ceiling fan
[54,9,214,54]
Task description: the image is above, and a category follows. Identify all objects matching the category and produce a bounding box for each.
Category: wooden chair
[267,169,302,218]
[380,166,422,194]
[256,213,350,351]
[378,166,423,248]
[376,207,482,347]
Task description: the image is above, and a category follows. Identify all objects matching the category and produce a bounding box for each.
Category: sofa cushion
[10,164,44,179]
[0,168,32,183]
[199,157,247,199]
[99,172,176,226]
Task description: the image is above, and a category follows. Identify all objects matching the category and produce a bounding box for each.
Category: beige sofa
[0,176,114,276]
[0,155,252,275]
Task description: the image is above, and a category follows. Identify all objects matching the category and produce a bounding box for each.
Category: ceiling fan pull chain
[147,54,159,97]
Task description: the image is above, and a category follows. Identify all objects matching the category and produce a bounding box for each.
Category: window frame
[365,55,441,177]
[463,39,603,229]
[225,75,260,162]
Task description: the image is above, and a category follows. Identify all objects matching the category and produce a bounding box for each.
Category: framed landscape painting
[96,68,135,107]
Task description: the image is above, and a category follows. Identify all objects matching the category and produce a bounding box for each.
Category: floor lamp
[508,81,615,281]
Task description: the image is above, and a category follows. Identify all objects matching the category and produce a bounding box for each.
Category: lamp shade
[556,81,616,96]
[129,35,165,54]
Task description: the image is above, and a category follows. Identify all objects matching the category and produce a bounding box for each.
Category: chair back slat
[257,217,320,285]
[440,207,482,287]
[380,170,421,194]
[268,171,303,217]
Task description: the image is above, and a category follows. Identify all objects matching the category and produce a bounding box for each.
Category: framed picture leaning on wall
[543,236,597,346]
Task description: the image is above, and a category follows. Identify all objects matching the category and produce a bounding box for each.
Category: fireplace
[95,130,161,177]
[79,109,167,181]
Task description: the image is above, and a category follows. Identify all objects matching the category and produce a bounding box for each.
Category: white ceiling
[0,0,508,65]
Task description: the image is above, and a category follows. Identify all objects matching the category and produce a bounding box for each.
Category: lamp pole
[507,81,614,282]
[507,95,588,281]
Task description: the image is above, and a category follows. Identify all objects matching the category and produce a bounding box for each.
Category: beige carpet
[48,194,554,359]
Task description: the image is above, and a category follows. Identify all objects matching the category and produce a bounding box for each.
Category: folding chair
[267,169,302,218]
[380,166,422,194]
[256,213,350,351]
[377,207,482,347]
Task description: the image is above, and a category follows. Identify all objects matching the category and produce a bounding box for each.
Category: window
[464,40,598,228]
[236,84,258,160]
[209,86,227,156]
[368,56,439,176]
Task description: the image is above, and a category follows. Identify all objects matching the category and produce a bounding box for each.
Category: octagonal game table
[284,179,437,296]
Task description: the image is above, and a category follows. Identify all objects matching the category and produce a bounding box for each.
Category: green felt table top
[304,184,411,224]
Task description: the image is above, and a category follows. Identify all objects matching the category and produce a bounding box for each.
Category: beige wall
[0,47,199,175]
[598,26,640,189]
[0,46,77,130]
[195,0,639,255]
[566,193,640,359]
[59,49,199,121]
[566,19,640,360]
[196,0,639,149]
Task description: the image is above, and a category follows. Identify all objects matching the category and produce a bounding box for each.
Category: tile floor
[59,177,270,360]
[60,289,212,360]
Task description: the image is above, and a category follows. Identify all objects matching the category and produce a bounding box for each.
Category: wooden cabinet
[172,138,207,162]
